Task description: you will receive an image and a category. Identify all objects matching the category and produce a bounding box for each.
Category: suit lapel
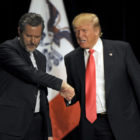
[103,39,114,99]
[76,40,114,100]
[33,51,42,71]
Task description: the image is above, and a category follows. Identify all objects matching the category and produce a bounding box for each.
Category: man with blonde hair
[64,13,140,140]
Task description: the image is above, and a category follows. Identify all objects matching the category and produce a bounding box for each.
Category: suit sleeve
[125,44,140,104]
[64,55,78,106]
[0,43,62,91]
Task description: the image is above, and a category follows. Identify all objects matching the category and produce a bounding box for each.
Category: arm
[125,44,140,101]
[60,81,75,101]
[64,55,78,105]
[0,42,75,99]
[0,43,62,91]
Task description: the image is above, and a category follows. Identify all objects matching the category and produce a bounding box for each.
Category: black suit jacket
[64,39,140,140]
[0,37,62,139]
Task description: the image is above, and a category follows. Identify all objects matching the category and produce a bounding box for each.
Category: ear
[94,27,100,36]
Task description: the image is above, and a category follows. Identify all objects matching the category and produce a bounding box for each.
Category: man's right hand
[60,81,75,101]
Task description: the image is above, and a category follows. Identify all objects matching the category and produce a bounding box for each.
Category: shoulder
[102,39,130,47]
[102,39,134,59]
[102,39,132,52]
[0,37,19,48]
[0,37,20,54]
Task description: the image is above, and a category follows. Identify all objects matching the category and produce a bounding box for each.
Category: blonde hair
[72,13,102,36]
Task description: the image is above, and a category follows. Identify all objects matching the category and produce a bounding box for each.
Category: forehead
[24,24,42,32]
[23,24,42,35]
[74,22,93,30]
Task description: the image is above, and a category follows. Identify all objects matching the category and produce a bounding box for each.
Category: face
[19,24,42,52]
[74,22,99,49]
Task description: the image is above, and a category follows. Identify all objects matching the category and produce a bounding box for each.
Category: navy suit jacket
[64,39,140,140]
[0,37,62,139]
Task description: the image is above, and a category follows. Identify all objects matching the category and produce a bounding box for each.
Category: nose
[31,37,35,44]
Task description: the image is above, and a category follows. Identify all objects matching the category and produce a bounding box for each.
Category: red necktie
[85,49,97,123]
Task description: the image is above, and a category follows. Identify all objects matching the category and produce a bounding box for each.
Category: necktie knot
[89,49,94,55]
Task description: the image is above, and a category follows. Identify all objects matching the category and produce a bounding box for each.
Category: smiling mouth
[79,39,86,43]
[79,41,87,45]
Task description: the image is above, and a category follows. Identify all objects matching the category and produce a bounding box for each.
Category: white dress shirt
[30,52,40,113]
[84,38,106,113]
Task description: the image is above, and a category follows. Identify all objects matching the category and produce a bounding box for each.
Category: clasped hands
[60,81,75,101]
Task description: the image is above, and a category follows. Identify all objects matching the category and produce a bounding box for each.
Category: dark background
[0,0,139,139]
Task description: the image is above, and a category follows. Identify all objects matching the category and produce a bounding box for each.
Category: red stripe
[49,94,80,140]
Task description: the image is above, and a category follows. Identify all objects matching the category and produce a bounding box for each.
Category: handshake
[60,81,75,101]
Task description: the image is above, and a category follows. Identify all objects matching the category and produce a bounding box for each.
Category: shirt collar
[84,38,103,54]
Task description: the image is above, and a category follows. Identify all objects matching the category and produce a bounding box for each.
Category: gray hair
[18,12,45,33]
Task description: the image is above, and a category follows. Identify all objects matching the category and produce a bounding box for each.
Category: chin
[29,50,35,52]
[26,48,35,52]
[27,47,36,52]
[80,46,89,49]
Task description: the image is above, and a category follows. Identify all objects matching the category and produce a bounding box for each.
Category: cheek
[23,37,30,44]
[37,38,41,43]
[75,32,81,38]
[88,33,95,40]
[34,39,41,45]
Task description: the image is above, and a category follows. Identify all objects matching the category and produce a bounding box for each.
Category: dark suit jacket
[64,39,140,140]
[0,37,62,140]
